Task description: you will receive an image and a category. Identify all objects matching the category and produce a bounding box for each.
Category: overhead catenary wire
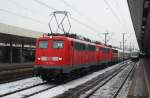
[60,0,106,34]
[33,0,57,11]
[32,0,104,38]
[63,0,134,46]
[112,0,137,48]
[113,0,132,34]
[2,0,133,46]
[70,17,103,37]
[7,0,36,14]
[60,0,82,15]
[103,0,136,48]
[6,0,48,17]
[0,8,46,24]
[70,17,104,38]
[103,0,126,32]
[61,0,132,44]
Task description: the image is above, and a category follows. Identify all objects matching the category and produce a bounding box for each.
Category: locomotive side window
[88,45,96,51]
[74,42,86,50]
[53,41,64,49]
[39,40,48,48]
[101,48,109,53]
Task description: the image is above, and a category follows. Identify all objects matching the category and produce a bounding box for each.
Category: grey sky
[0,0,138,49]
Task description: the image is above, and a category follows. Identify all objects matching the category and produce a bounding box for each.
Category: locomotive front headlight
[49,36,53,39]
[59,57,62,61]
[37,57,41,60]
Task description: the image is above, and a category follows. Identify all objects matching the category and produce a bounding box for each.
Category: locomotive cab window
[53,41,64,49]
[39,40,48,48]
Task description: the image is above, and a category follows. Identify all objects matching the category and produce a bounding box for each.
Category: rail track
[55,61,134,98]
[111,63,136,98]
[0,81,46,97]
[0,60,133,98]
[0,76,59,98]
[83,61,136,98]
[1,82,57,98]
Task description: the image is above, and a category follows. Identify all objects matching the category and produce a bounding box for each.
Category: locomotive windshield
[53,41,64,49]
[39,40,48,48]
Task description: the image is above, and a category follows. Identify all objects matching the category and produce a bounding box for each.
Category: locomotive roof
[38,33,111,48]
[38,35,96,45]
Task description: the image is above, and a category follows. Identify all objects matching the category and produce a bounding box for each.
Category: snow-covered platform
[127,58,150,98]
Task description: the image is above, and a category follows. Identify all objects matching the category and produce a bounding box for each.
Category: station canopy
[0,22,43,45]
[128,0,150,54]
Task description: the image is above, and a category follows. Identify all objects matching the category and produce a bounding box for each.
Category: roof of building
[0,23,43,45]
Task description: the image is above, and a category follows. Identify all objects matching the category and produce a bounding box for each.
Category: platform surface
[127,58,150,98]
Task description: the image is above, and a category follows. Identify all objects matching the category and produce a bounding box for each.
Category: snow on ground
[2,84,54,98]
[116,77,132,98]
[0,77,43,95]
[30,62,125,98]
[117,62,138,98]
[90,63,132,98]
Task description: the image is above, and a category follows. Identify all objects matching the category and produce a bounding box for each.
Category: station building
[0,22,42,63]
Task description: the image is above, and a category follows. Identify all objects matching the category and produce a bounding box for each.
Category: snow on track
[89,62,134,98]
[29,62,127,98]
[2,84,55,98]
[0,77,43,96]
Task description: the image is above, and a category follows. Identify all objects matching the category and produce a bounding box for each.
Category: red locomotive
[34,33,121,81]
[34,11,131,81]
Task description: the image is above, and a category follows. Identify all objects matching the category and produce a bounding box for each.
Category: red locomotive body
[35,35,71,67]
[34,34,119,80]
[96,44,113,65]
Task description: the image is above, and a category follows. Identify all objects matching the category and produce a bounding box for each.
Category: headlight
[37,57,41,60]
[41,56,47,61]
[59,57,62,60]
[49,36,53,39]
